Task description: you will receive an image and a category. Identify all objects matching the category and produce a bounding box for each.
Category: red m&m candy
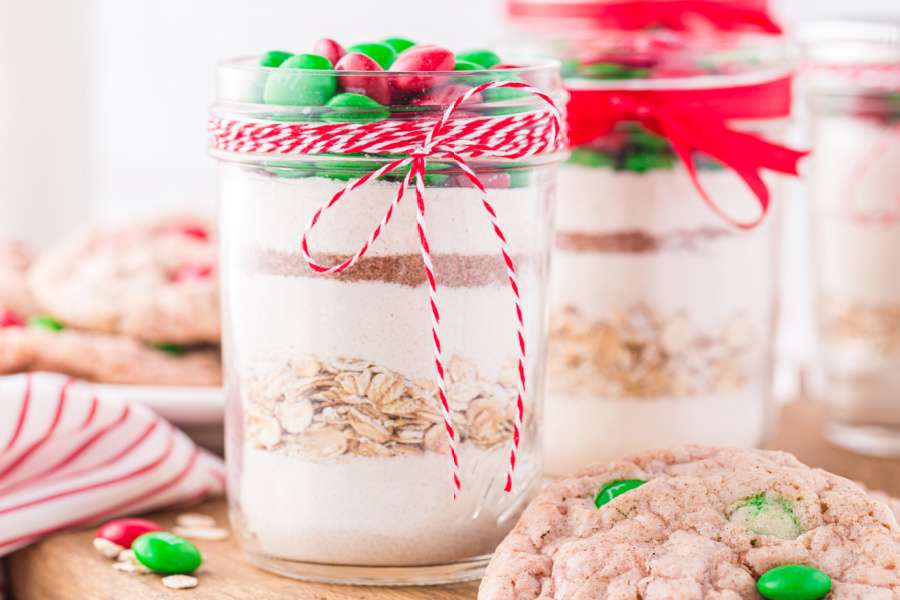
[0,307,24,328]
[314,38,346,66]
[96,518,161,548]
[335,52,390,105]
[389,45,455,95]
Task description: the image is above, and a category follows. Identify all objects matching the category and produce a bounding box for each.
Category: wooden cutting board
[8,398,900,599]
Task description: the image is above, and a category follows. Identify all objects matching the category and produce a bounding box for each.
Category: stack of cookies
[0,215,221,387]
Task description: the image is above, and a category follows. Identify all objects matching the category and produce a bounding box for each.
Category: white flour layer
[227,271,546,382]
[219,168,551,256]
[238,446,538,565]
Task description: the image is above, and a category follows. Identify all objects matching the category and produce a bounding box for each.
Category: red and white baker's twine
[210,81,565,495]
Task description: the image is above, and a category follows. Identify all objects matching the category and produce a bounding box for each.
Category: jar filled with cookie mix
[800,20,900,456]
[209,40,565,583]
[533,32,806,475]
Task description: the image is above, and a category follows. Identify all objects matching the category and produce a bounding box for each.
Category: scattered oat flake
[162,574,199,589]
[92,537,124,559]
[175,512,217,528]
[173,525,229,541]
[112,560,151,574]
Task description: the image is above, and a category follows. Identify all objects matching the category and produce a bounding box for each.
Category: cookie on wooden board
[479,445,900,599]
[29,215,219,344]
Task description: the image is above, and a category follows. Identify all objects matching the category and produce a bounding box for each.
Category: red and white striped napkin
[0,372,224,558]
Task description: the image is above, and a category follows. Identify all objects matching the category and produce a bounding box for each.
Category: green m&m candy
[457,49,502,69]
[263,53,336,106]
[153,342,187,356]
[259,50,293,68]
[346,42,397,69]
[757,565,831,600]
[382,37,415,54]
[594,479,646,508]
[132,532,202,575]
[454,59,483,71]
[28,315,65,331]
[323,93,389,124]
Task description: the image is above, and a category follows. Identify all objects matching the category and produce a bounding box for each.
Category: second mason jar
[210,50,565,584]
[543,32,805,475]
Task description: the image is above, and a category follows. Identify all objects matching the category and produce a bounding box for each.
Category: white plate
[93,383,224,426]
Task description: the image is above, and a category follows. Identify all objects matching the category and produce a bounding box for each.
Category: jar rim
[217,54,563,78]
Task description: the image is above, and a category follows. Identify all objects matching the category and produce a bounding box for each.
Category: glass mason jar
[538,33,801,476]
[800,20,900,456]
[210,56,565,584]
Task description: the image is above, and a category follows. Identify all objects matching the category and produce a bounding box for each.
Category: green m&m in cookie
[28,314,65,331]
[594,479,646,508]
[757,565,832,600]
[263,53,337,106]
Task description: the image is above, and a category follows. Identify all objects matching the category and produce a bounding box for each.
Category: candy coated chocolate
[313,38,346,66]
[96,518,162,548]
[346,42,396,69]
[335,52,390,105]
[263,53,336,106]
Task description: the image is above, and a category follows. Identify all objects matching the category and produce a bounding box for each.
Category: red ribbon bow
[508,0,782,34]
[566,74,808,228]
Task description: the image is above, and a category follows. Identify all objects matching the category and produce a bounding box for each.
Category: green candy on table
[258,50,293,68]
[132,532,202,575]
[382,37,415,54]
[594,479,646,508]
[153,342,187,356]
[757,565,831,600]
[457,49,502,69]
[323,93,390,124]
[346,42,397,69]
[28,315,64,331]
[728,493,804,540]
[263,53,336,106]
[568,147,616,168]
[582,62,651,80]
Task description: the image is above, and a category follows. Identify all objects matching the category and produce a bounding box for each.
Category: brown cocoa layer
[556,227,732,253]
[244,248,519,287]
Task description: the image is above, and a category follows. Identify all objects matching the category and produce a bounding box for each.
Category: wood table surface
[8,398,900,599]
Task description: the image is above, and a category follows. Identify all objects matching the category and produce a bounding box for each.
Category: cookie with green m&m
[479,446,900,599]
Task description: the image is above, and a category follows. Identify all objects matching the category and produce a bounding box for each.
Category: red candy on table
[314,38,346,66]
[0,307,24,328]
[389,45,455,95]
[173,263,214,283]
[96,518,161,548]
[335,52,390,105]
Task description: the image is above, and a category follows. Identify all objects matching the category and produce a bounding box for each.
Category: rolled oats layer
[243,355,521,459]
[548,304,754,398]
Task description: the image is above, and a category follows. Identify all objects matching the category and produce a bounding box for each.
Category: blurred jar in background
[505,0,782,35]
[506,24,806,476]
[800,20,900,457]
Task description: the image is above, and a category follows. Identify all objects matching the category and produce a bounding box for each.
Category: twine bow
[210,81,564,495]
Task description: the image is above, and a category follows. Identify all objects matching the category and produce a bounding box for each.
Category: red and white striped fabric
[0,372,224,558]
